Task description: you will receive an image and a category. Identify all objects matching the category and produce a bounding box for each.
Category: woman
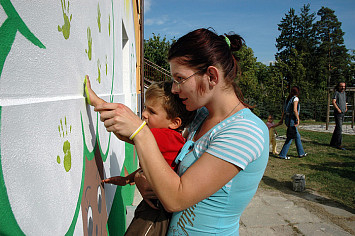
[278,86,307,159]
[96,28,269,235]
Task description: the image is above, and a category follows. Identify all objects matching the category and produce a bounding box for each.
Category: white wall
[0,0,138,234]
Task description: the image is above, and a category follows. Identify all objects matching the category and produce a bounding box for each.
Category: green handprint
[58,0,72,39]
[85,27,92,60]
[97,3,101,33]
[57,117,72,172]
[97,59,101,83]
[108,14,111,36]
[105,55,108,75]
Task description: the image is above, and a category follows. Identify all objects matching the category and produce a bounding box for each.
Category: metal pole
[326,88,330,130]
[140,0,144,117]
[352,91,354,128]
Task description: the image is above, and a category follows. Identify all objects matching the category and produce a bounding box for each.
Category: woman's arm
[95,103,241,212]
[134,127,240,212]
[293,100,300,126]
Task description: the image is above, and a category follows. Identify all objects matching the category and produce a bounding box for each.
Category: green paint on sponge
[84,75,91,105]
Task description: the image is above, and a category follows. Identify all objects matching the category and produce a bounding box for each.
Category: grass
[260,124,355,210]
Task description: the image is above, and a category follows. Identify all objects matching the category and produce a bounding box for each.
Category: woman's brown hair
[168,28,251,108]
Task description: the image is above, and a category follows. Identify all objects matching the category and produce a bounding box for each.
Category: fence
[143,58,170,87]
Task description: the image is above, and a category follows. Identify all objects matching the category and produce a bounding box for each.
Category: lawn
[260,125,355,210]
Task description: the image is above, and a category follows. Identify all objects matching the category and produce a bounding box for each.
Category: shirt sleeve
[206,119,266,170]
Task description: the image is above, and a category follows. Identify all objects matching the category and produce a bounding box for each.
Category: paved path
[298,124,355,135]
[240,188,354,236]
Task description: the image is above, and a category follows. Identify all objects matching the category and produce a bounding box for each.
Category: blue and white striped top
[168,107,269,236]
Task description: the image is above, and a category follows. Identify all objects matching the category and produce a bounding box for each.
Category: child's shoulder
[150,128,183,142]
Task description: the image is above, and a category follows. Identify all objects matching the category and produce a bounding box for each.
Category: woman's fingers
[95,102,121,111]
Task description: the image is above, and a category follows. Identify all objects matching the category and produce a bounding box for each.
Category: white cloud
[145,15,169,26]
[144,0,152,12]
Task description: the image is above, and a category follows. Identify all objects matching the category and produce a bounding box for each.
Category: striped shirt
[168,107,269,236]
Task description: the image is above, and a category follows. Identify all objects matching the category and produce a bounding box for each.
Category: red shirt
[150,128,185,169]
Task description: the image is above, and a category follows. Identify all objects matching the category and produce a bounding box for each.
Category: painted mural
[0,0,141,235]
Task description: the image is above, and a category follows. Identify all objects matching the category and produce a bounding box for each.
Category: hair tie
[224,36,231,48]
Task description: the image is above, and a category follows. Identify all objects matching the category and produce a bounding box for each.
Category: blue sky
[144,0,355,65]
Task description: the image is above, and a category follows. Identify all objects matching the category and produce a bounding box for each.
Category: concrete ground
[240,188,354,236]
[298,124,355,136]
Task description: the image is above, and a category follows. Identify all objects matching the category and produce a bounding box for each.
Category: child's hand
[134,170,159,209]
[102,176,130,186]
[84,75,106,107]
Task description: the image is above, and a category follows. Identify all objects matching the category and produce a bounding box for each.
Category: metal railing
[143,58,170,87]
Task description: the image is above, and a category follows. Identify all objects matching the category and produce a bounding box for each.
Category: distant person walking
[330,82,348,150]
[278,86,307,159]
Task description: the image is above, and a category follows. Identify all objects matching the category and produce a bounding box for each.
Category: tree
[296,4,319,89]
[275,8,300,87]
[144,34,174,71]
[314,7,350,86]
[234,45,264,116]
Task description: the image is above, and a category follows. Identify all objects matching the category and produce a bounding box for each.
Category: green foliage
[143,6,353,121]
[272,4,353,121]
[144,34,174,71]
[315,7,351,85]
[234,45,260,102]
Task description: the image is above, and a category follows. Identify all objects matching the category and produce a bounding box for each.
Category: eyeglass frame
[172,70,204,86]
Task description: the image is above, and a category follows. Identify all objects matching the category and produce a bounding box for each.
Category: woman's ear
[168,117,182,130]
[207,66,219,86]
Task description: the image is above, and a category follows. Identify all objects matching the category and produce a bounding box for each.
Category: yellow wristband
[129,121,147,140]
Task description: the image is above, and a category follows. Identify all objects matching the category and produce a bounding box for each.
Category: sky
[143,0,355,65]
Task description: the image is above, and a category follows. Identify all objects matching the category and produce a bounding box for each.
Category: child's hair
[268,114,274,119]
[145,81,196,132]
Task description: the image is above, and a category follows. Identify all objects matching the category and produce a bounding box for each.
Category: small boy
[85,76,196,235]
[266,114,280,155]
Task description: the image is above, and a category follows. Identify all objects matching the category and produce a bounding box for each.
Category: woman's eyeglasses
[172,70,203,86]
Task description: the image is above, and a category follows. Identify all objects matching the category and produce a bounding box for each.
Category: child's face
[267,116,273,123]
[142,98,174,129]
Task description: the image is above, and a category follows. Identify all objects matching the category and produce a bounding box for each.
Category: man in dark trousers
[330,82,348,150]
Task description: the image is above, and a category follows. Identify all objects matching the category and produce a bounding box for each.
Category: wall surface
[0,0,140,235]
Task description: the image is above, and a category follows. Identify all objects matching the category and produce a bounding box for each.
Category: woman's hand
[134,170,159,209]
[84,75,106,107]
[94,103,145,143]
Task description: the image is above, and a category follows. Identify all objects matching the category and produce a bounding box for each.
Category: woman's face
[170,59,208,111]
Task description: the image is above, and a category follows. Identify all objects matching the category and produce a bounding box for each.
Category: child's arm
[102,168,142,186]
[84,75,106,107]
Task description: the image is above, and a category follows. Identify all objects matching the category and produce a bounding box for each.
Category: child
[85,76,196,235]
[266,114,280,155]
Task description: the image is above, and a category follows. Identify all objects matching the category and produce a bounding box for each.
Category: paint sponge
[84,75,91,105]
